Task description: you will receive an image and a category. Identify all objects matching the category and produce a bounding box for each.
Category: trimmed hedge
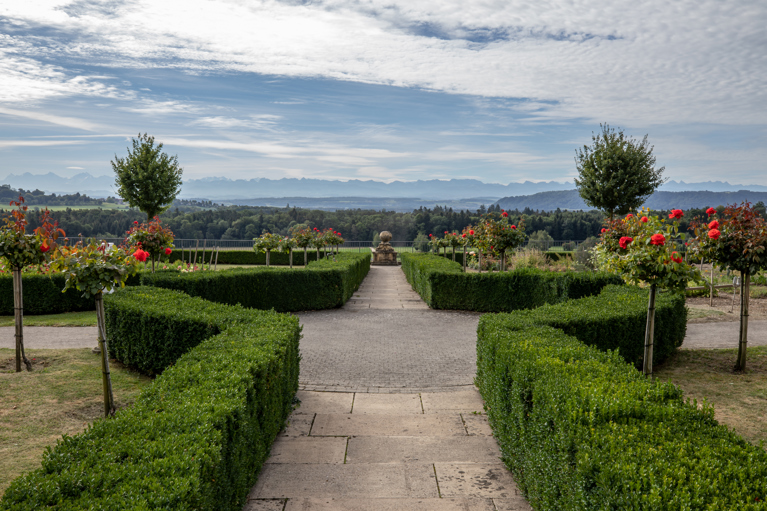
[1,286,300,510]
[168,248,325,266]
[401,253,622,312]
[476,286,767,510]
[142,252,370,312]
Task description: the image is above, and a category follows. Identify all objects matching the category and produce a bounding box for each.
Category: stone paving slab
[682,320,767,349]
[0,326,97,349]
[311,414,468,437]
[251,463,439,499]
[267,437,347,464]
[435,463,523,499]
[293,391,353,415]
[351,393,422,414]
[345,436,501,464]
[421,390,486,413]
[278,497,498,510]
[463,413,494,436]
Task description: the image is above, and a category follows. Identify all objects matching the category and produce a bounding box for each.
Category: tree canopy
[574,124,665,222]
[112,134,183,221]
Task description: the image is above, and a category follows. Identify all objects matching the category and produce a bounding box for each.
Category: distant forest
[3,185,762,242]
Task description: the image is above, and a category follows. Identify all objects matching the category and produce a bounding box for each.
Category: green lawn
[0,311,97,327]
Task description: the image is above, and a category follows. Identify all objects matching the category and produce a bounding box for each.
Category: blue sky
[1,0,766,186]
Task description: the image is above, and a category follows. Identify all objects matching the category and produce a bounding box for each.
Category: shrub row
[431,250,573,266]
[476,285,767,510]
[167,248,328,266]
[142,252,370,313]
[401,253,622,312]
[0,271,145,315]
[1,286,301,510]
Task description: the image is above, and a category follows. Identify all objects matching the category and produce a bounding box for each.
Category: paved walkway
[682,321,767,349]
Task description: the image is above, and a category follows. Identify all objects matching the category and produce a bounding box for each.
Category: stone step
[245,497,530,510]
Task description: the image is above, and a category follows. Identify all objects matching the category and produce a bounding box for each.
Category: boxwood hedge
[401,253,622,312]
[141,252,370,313]
[168,248,325,266]
[476,285,767,510]
[0,286,300,510]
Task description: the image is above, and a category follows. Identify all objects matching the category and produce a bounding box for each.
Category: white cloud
[0,139,85,148]
[1,0,765,127]
[0,106,101,131]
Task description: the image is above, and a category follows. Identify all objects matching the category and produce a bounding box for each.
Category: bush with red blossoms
[125,216,175,272]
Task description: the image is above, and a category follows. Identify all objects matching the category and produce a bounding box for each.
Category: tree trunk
[304,247,308,266]
[289,248,293,269]
[214,246,219,271]
[13,268,32,372]
[266,250,271,267]
[95,293,116,417]
[642,284,657,378]
[151,257,155,273]
[452,246,455,262]
[735,271,750,371]
[201,240,207,270]
[463,246,466,272]
[478,251,482,274]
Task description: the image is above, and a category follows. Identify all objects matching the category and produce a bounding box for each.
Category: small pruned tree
[0,197,64,372]
[50,241,140,416]
[125,217,175,272]
[112,133,183,221]
[575,124,666,222]
[595,209,702,377]
[690,203,767,371]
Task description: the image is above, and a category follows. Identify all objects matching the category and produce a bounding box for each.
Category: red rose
[706,207,716,216]
[708,220,719,229]
[671,252,683,263]
[511,225,517,229]
[619,236,633,249]
[600,228,607,233]
[134,221,139,225]
[669,209,683,219]
[626,214,633,219]
[429,234,433,237]
[337,233,341,236]
[469,230,474,235]
[165,248,172,255]
[445,231,448,234]
[40,243,50,253]
[502,211,508,217]
[650,233,666,246]
[640,216,649,223]
[133,249,148,262]
[708,229,721,240]
[462,233,466,238]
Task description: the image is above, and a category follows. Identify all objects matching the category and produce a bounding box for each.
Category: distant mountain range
[496,189,767,212]
[2,172,767,203]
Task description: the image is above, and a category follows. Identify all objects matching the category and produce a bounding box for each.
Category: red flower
[669,209,684,219]
[600,228,607,233]
[502,211,508,217]
[133,249,148,262]
[708,229,721,240]
[706,207,716,216]
[445,231,448,234]
[650,233,666,246]
[640,216,649,223]
[619,236,633,249]
[469,230,474,235]
[461,233,466,238]
[134,221,139,225]
[626,214,633,219]
[671,252,683,263]
[165,248,172,255]
[708,220,719,229]
[337,233,341,236]
[40,243,50,253]
[429,234,433,237]
[511,225,516,229]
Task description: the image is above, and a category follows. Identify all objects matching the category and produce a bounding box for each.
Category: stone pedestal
[371,230,399,266]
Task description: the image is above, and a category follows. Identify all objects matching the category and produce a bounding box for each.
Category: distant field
[27,204,130,211]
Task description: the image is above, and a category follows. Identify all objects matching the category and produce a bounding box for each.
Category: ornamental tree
[575,124,666,222]
[112,133,183,221]
[0,197,64,371]
[443,231,461,261]
[50,241,140,416]
[481,212,526,271]
[125,217,174,272]
[690,202,767,371]
[595,208,702,377]
[290,226,315,265]
[253,232,284,266]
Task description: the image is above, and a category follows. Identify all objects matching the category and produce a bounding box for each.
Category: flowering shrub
[0,197,63,269]
[253,232,285,266]
[125,216,174,272]
[690,202,767,370]
[465,211,526,271]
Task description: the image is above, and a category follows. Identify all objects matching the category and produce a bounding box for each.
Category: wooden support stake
[643,284,657,378]
[735,272,750,371]
[95,293,115,417]
[214,246,219,271]
[13,268,32,372]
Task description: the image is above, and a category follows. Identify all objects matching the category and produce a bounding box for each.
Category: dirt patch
[0,356,50,372]
[686,295,767,323]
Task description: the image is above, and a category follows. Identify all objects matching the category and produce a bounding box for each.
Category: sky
[1,0,766,186]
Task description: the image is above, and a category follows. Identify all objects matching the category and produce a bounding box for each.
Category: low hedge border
[0,271,145,315]
[1,286,300,510]
[401,253,622,312]
[476,285,767,509]
[168,248,325,266]
[142,252,370,312]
